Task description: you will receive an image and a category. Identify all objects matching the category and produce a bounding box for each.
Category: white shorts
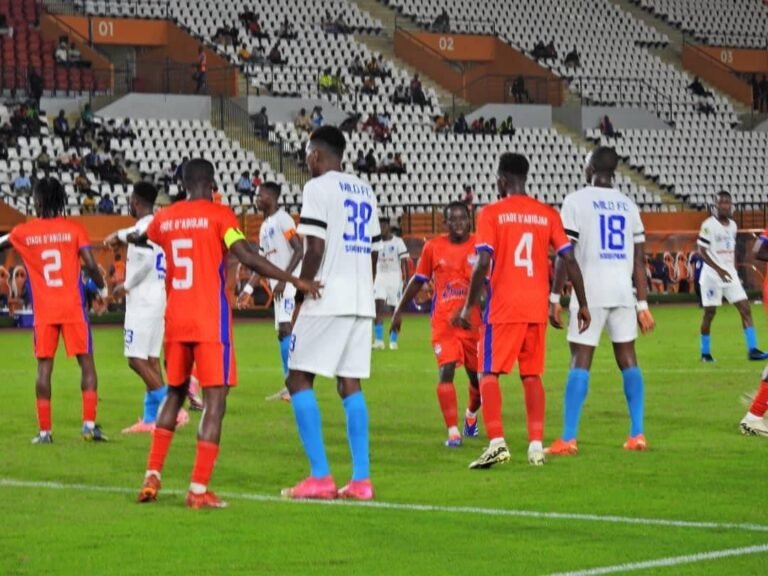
[273,282,297,328]
[124,315,164,359]
[700,279,747,307]
[568,306,637,347]
[374,275,402,307]
[289,315,373,379]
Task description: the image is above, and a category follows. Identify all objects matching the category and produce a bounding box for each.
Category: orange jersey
[476,195,571,324]
[146,199,243,343]
[415,234,481,333]
[9,217,91,325]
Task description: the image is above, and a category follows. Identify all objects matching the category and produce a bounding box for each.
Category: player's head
[306,126,346,178]
[182,158,215,200]
[443,201,470,242]
[256,181,281,213]
[496,153,529,197]
[130,181,158,218]
[715,190,732,219]
[590,146,618,185]
[33,177,66,219]
[379,216,391,238]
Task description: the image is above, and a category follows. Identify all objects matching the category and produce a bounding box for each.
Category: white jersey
[117,214,166,319]
[560,186,645,308]
[376,236,408,279]
[697,216,738,285]
[297,170,382,318]
[259,208,301,289]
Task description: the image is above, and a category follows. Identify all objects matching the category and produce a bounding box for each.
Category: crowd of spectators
[447,113,516,137]
[532,39,558,62]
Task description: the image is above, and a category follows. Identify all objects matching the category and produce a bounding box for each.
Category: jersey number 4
[171,239,193,290]
[514,233,534,277]
[42,249,63,287]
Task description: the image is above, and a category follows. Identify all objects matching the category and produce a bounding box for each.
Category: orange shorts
[165,341,237,388]
[478,322,546,376]
[34,321,92,359]
[432,328,479,372]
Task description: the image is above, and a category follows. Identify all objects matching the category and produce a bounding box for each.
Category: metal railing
[42,0,172,18]
[570,76,676,121]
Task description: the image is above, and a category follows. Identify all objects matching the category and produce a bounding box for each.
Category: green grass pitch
[1,305,767,575]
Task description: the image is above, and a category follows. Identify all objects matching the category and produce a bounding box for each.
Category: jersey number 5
[41,249,63,287]
[514,233,534,277]
[171,239,193,290]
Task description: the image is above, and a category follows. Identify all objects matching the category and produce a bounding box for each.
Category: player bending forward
[282,126,381,501]
[0,178,108,443]
[455,153,590,468]
[548,147,655,456]
[133,159,320,509]
[373,218,409,350]
[237,181,304,402]
[391,202,482,447]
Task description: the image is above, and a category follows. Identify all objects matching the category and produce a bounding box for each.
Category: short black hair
[133,181,158,206]
[35,177,67,218]
[183,158,215,187]
[444,201,470,219]
[261,181,281,198]
[309,125,346,158]
[498,153,529,177]
[591,146,619,174]
[717,190,732,199]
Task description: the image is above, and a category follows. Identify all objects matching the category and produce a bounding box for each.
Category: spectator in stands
[532,40,547,60]
[69,121,85,148]
[453,113,469,134]
[84,149,99,170]
[54,110,70,137]
[353,150,367,172]
[365,149,377,173]
[28,68,43,111]
[392,153,406,175]
[484,117,498,135]
[239,9,256,26]
[376,55,390,78]
[268,41,284,65]
[252,106,271,138]
[696,101,715,116]
[462,184,474,209]
[118,119,135,140]
[294,107,311,132]
[759,75,768,113]
[310,106,324,128]
[319,68,334,95]
[83,190,97,214]
[500,115,515,136]
[239,45,265,65]
[55,41,68,65]
[279,17,297,40]
[331,68,347,95]
[237,171,252,195]
[564,47,580,69]
[393,83,410,104]
[431,8,450,33]
[13,169,32,195]
[411,76,427,106]
[194,46,207,94]
[687,76,712,98]
[97,146,112,166]
[229,24,240,48]
[545,40,558,61]
[339,112,361,133]
[410,73,422,94]
[434,113,450,133]
[251,169,263,190]
[334,13,350,34]
[68,43,81,66]
[378,153,394,173]
[511,76,530,103]
[98,193,115,215]
[470,116,484,133]
[37,146,51,173]
[125,160,141,183]
[81,103,95,128]
[248,17,269,40]
[174,157,188,183]
[361,76,378,95]
[0,141,8,161]
[599,115,618,137]
[69,152,81,172]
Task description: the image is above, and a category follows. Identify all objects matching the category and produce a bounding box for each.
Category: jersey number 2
[171,239,193,290]
[42,249,63,287]
[514,233,534,277]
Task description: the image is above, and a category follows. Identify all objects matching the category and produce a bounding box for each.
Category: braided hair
[35,177,67,219]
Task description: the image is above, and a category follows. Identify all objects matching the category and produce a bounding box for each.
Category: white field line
[2,478,768,535]
[548,543,768,576]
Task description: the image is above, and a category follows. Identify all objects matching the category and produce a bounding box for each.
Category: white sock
[189,482,207,495]
[745,412,763,422]
[465,409,477,419]
[83,421,95,429]
[145,470,161,480]
[528,441,543,452]
[447,426,460,437]
[489,437,506,449]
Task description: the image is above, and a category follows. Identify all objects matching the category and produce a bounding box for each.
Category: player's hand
[273,280,286,300]
[548,302,564,330]
[293,278,322,299]
[112,284,126,300]
[236,292,250,309]
[718,269,733,283]
[390,312,402,334]
[637,309,656,334]
[103,233,121,249]
[577,306,591,333]
[451,308,472,330]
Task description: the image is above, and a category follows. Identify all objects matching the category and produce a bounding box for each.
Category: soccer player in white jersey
[237,181,303,402]
[697,191,768,362]
[372,218,409,350]
[105,183,188,433]
[282,126,381,501]
[548,147,655,455]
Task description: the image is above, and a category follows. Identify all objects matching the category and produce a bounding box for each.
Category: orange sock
[522,375,545,442]
[191,440,220,487]
[36,399,51,432]
[480,375,504,440]
[82,390,97,423]
[467,384,482,414]
[436,383,458,429]
[750,381,768,418]
[147,427,174,473]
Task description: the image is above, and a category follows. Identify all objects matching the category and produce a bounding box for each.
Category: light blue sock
[279,335,291,377]
[562,369,590,441]
[700,334,711,355]
[144,385,167,424]
[744,326,757,352]
[374,323,384,341]
[622,367,645,437]
[389,330,398,344]
[343,391,370,481]
[291,389,330,478]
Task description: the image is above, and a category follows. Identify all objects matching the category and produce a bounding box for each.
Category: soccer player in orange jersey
[455,153,590,468]
[391,201,482,447]
[133,159,320,509]
[0,178,108,443]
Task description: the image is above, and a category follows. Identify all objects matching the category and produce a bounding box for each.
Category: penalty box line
[2,477,768,535]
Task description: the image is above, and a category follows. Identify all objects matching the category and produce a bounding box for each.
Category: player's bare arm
[229,239,321,298]
[752,236,768,263]
[550,254,568,329]
[236,272,261,309]
[400,257,409,286]
[391,276,426,334]
[274,234,304,300]
[561,249,591,334]
[634,242,655,334]
[454,251,490,330]
[699,246,732,282]
[80,247,106,291]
